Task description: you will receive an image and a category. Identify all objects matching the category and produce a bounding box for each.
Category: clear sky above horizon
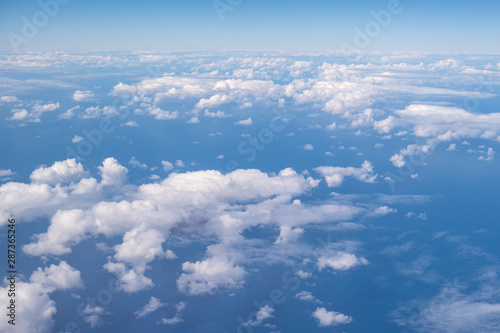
[1,0,499,53]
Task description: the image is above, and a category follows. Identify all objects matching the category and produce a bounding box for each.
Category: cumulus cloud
[376,104,500,142]
[314,160,377,187]
[478,147,495,161]
[317,252,368,272]
[303,143,314,151]
[0,96,18,102]
[312,307,352,327]
[82,304,108,328]
[72,90,95,102]
[135,296,166,319]
[161,160,174,172]
[129,156,148,169]
[0,261,83,333]
[29,261,84,292]
[296,291,321,303]
[389,140,437,168]
[235,117,252,126]
[30,159,86,185]
[8,103,60,122]
[177,256,246,295]
[245,305,274,326]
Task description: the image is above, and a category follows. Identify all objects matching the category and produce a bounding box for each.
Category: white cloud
[161,160,174,172]
[177,256,246,295]
[29,261,84,292]
[303,143,314,151]
[235,117,252,126]
[122,120,139,127]
[274,225,304,244]
[312,307,352,327]
[390,154,406,168]
[376,104,500,142]
[0,169,15,178]
[98,157,128,186]
[0,262,83,333]
[187,116,200,124]
[30,159,86,185]
[204,109,228,118]
[326,122,337,130]
[296,291,321,303]
[135,297,166,319]
[175,160,185,167]
[71,135,84,143]
[81,105,118,119]
[58,106,80,120]
[129,156,148,169]
[446,143,457,151]
[245,305,274,326]
[478,147,495,161]
[72,90,94,102]
[318,252,368,272]
[314,160,377,187]
[8,103,60,122]
[81,304,108,328]
[0,96,18,102]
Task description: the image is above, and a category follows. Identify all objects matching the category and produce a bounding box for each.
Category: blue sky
[1,0,500,52]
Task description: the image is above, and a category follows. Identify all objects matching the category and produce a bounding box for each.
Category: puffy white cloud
[81,105,118,119]
[296,291,321,303]
[274,225,304,244]
[312,307,352,327]
[135,297,166,319]
[175,160,185,167]
[72,90,94,102]
[99,157,128,186]
[30,159,86,185]
[0,261,83,333]
[103,262,154,293]
[29,261,84,292]
[376,104,500,142]
[58,106,80,120]
[7,103,60,122]
[318,252,368,271]
[23,209,95,256]
[235,117,252,126]
[177,256,246,295]
[72,135,84,143]
[0,169,15,179]
[129,156,148,169]
[245,305,274,326]
[81,304,108,328]
[390,154,406,168]
[0,95,18,102]
[389,140,437,168]
[303,143,314,151]
[161,160,174,172]
[314,160,377,187]
[478,147,495,161]
[0,282,56,333]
